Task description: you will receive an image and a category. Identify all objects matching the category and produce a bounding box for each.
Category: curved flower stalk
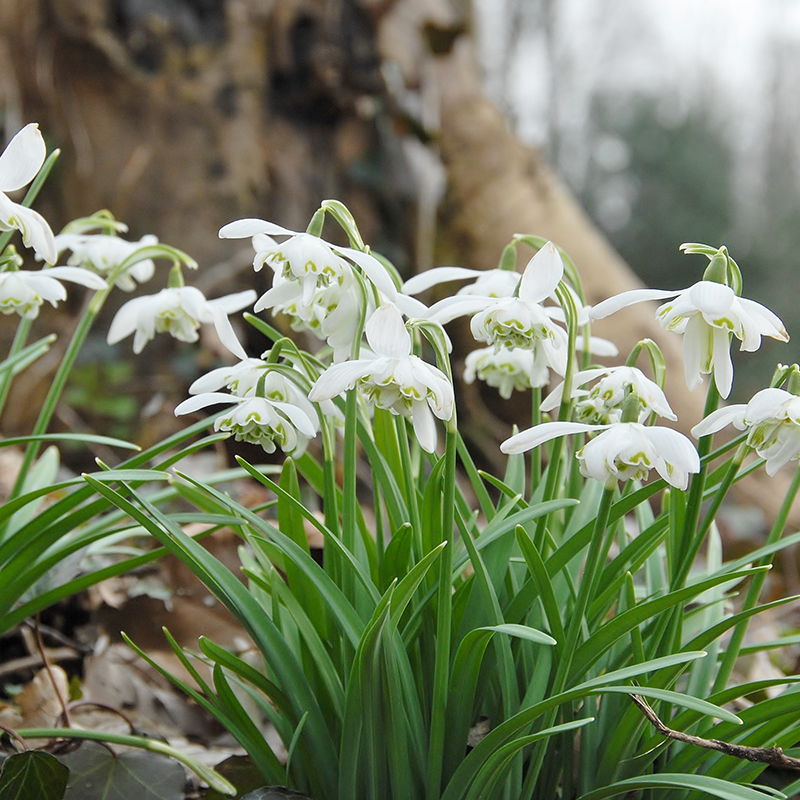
[0,123,57,264]
[175,370,320,456]
[541,365,676,425]
[590,279,788,399]
[107,285,256,357]
[309,303,454,452]
[501,419,700,489]
[54,231,160,291]
[692,387,800,476]
[0,266,107,319]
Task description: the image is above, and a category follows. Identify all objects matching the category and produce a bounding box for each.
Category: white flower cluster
[4,122,794,482]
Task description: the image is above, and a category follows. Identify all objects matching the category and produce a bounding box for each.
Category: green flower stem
[7,286,111,507]
[676,443,748,588]
[341,387,360,602]
[0,317,33,418]
[671,379,721,589]
[533,283,578,548]
[425,426,457,800]
[16,727,236,796]
[396,415,423,556]
[530,387,542,489]
[521,482,617,798]
[712,463,800,694]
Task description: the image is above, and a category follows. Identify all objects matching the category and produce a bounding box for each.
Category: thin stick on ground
[631,694,800,770]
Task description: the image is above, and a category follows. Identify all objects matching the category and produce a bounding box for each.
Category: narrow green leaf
[577,772,781,800]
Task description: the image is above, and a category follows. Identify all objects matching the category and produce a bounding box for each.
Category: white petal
[712,327,733,399]
[645,427,700,474]
[336,247,398,301]
[0,123,46,192]
[308,360,373,402]
[210,306,248,360]
[764,432,800,476]
[501,421,607,455]
[402,267,487,295]
[207,289,257,316]
[174,392,237,415]
[0,195,57,264]
[745,388,793,424]
[219,218,300,239]
[45,266,108,290]
[365,304,411,359]
[737,297,789,348]
[427,295,494,324]
[687,281,735,316]
[578,335,619,357]
[692,402,760,439]
[271,400,318,437]
[411,400,437,453]
[681,315,708,391]
[393,293,428,318]
[589,288,680,320]
[107,297,148,344]
[518,242,563,305]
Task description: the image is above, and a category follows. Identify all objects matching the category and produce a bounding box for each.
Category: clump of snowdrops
[2,123,800,800]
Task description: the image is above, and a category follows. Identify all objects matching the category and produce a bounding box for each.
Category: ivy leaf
[56,741,184,800]
[0,751,69,800]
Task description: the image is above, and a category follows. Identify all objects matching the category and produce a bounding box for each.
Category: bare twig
[34,615,71,728]
[631,694,800,770]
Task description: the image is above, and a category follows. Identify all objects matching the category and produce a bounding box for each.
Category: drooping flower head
[220,219,398,361]
[54,232,160,291]
[0,266,107,319]
[590,248,788,399]
[692,386,800,476]
[309,303,454,452]
[464,345,551,398]
[0,124,57,264]
[107,285,256,358]
[541,365,676,425]
[502,420,700,490]
[176,369,320,456]
[420,242,571,375]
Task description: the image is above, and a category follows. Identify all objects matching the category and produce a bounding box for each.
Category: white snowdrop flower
[309,303,454,453]
[219,219,398,301]
[590,281,789,399]
[0,124,57,264]
[541,366,676,425]
[188,357,267,398]
[692,387,800,476]
[420,243,570,375]
[176,372,320,456]
[0,266,107,319]
[463,345,551,398]
[502,420,700,490]
[54,232,159,291]
[255,253,364,362]
[107,286,256,357]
